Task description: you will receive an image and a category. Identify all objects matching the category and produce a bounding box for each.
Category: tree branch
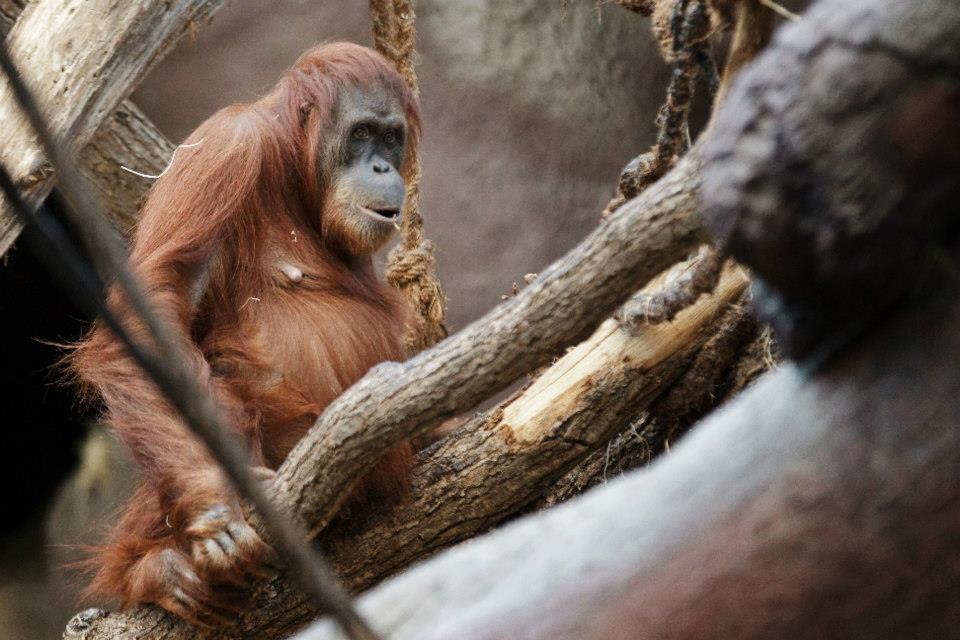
[0,0,221,256]
[1,1,174,235]
[324,262,748,592]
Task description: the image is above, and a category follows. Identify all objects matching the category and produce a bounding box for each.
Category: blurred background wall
[133,0,671,330]
[0,1,673,637]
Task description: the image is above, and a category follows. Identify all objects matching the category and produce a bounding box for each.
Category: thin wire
[0,41,380,640]
[757,0,801,22]
[120,139,204,180]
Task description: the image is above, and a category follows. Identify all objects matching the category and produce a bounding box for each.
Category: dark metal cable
[0,42,380,640]
[695,46,721,100]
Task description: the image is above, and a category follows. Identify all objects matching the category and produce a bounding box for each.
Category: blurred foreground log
[703,0,960,359]
[292,0,960,637]
[297,237,960,640]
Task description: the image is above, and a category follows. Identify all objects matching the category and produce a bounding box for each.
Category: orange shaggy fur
[68,43,421,624]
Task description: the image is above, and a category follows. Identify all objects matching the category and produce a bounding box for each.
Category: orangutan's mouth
[361,205,400,222]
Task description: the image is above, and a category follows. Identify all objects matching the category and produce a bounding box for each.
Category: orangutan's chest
[247,285,404,400]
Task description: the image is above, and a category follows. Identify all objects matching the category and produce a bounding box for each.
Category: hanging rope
[603,0,718,218]
[369,0,448,354]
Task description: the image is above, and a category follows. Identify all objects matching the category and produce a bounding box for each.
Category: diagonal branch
[0,1,176,236]
[324,262,748,591]
[268,148,708,539]
[0,0,224,256]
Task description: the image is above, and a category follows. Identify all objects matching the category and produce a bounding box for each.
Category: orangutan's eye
[352,124,371,140]
[383,129,397,144]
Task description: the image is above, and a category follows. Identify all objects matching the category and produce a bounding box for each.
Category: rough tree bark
[297,244,960,640]
[64,146,711,640]
[0,0,175,234]
[323,262,748,591]
[71,102,175,234]
[703,0,960,359]
[285,0,960,636]
[0,0,221,254]
[0,2,174,234]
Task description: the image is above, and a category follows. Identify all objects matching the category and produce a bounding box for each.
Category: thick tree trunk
[702,0,960,359]
[0,0,220,255]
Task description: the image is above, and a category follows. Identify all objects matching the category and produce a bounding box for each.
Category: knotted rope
[369,0,448,354]
[603,0,719,217]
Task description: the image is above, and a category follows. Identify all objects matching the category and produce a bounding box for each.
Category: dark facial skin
[325,87,407,256]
